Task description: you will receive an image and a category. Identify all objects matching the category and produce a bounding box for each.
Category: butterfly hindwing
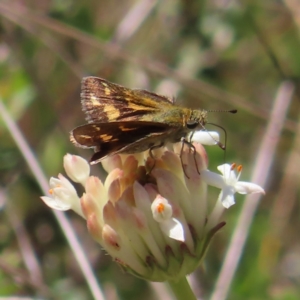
[70,121,176,162]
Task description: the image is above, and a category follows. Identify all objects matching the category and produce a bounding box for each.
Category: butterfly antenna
[206,108,237,151]
[208,109,237,114]
[206,123,227,149]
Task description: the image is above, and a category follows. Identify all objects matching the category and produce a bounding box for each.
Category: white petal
[235,181,265,195]
[201,170,225,189]
[217,164,232,176]
[57,174,77,196]
[40,196,71,211]
[63,154,90,186]
[49,177,62,188]
[133,181,151,211]
[159,218,185,242]
[191,131,220,145]
[217,164,238,184]
[52,187,70,200]
[218,189,236,209]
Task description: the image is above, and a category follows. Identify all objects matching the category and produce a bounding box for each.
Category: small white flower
[41,174,84,217]
[63,154,90,186]
[151,195,184,242]
[151,195,173,222]
[202,163,265,208]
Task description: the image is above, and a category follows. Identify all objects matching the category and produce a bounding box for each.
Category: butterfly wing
[70,121,176,163]
[81,76,174,123]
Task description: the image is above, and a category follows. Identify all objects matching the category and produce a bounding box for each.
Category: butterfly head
[186,109,208,130]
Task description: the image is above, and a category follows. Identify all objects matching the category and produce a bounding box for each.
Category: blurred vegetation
[0,0,300,299]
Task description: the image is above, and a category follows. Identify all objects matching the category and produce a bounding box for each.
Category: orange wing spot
[127,102,153,111]
[104,105,120,119]
[104,87,111,95]
[91,125,101,131]
[101,134,113,141]
[90,95,101,106]
[119,125,136,132]
[81,134,93,140]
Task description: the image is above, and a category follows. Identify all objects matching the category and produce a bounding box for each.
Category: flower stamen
[157,202,165,213]
[151,195,173,222]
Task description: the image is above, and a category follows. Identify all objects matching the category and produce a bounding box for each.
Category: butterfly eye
[186,120,198,129]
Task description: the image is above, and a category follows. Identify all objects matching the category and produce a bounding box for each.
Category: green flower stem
[167,277,197,300]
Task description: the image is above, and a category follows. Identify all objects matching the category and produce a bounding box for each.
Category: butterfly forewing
[81,77,173,123]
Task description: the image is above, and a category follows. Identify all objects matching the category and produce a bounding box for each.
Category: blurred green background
[0,0,299,299]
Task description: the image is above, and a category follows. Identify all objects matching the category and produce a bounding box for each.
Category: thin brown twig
[0,256,51,296]
[1,8,83,78]
[0,189,51,297]
[245,9,287,79]
[3,194,44,288]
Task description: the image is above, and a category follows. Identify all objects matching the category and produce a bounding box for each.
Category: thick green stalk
[167,277,197,300]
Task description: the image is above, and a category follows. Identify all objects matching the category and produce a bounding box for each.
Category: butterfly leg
[180,138,200,178]
[147,143,164,173]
